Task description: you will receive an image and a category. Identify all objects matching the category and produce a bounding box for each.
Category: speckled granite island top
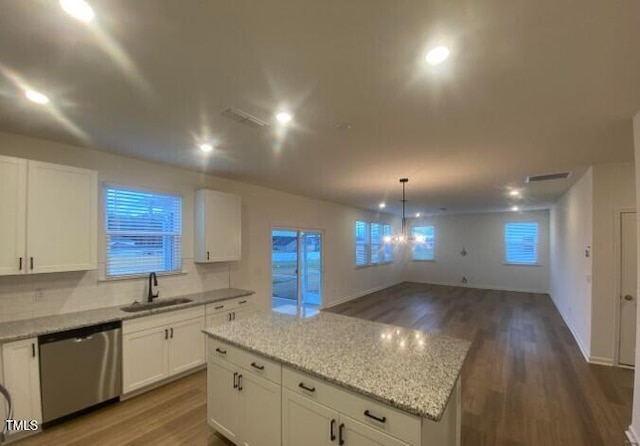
[203,311,470,422]
[0,288,253,343]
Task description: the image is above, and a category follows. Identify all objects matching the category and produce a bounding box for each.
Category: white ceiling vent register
[220,107,270,129]
[525,171,571,183]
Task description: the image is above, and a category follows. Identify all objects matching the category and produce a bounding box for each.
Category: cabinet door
[26,161,97,273]
[0,156,26,276]
[199,190,241,262]
[122,326,169,393]
[1,338,42,427]
[340,415,408,446]
[282,389,337,446]
[168,317,205,376]
[240,372,281,446]
[208,358,241,443]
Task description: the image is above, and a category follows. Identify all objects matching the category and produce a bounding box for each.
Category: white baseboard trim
[589,356,615,366]
[322,282,402,309]
[626,425,639,444]
[406,279,549,295]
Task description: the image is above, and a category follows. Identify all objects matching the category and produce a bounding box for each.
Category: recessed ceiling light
[24,89,49,105]
[415,212,421,218]
[425,46,450,65]
[60,0,95,22]
[511,206,520,212]
[509,190,521,198]
[379,202,386,209]
[276,112,293,124]
[199,143,213,153]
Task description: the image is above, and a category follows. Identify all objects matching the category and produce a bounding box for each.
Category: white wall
[590,162,636,363]
[550,168,593,359]
[629,112,640,440]
[0,131,402,322]
[402,210,550,293]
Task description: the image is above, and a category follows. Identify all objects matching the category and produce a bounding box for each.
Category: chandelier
[383,178,426,244]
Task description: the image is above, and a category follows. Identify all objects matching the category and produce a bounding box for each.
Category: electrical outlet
[461,276,468,284]
[34,288,44,300]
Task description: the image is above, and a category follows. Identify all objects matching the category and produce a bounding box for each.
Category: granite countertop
[0,288,254,343]
[203,311,470,422]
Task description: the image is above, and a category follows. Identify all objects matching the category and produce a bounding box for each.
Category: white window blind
[370,223,382,264]
[505,222,539,265]
[355,221,369,266]
[383,224,393,262]
[412,225,436,260]
[105,187,182,278]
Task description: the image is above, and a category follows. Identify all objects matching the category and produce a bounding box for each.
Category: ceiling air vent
[525,171,571,183]
[220,107,269,129]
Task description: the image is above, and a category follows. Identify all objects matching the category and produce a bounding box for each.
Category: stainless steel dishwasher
[39,321,121,427]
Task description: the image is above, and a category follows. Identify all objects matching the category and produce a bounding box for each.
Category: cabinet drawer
[123,306,204,334]
[234,348,281,384]
[207,339,281,384]
[207,338,244,366]
[205,297,251,315]
[283,367,421,445]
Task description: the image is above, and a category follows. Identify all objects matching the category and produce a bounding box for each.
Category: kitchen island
[203,311,470,446]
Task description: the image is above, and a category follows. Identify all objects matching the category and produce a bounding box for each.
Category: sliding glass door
[271,229,322,316]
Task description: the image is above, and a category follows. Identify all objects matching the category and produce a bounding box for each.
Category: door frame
[613,208,636,368]
[269,225,325,310]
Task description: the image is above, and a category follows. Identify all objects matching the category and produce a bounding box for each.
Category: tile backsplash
[0,260,231,323]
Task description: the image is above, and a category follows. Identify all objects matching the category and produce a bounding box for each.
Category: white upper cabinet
[0,156,26,275]
[195,189,241,262]
[0,156,97,276]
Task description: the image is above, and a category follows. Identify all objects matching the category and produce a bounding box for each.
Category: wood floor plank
[15,282,633,446]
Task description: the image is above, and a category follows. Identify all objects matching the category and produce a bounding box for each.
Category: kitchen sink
[120,297,193,313]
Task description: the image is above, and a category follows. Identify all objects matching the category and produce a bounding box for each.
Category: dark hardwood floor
[16,283,633,446]
[328,282,634,446]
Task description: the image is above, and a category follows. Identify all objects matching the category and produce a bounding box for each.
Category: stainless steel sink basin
[120,297,193,313]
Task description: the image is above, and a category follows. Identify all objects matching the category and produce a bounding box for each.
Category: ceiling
[0,0,639,215]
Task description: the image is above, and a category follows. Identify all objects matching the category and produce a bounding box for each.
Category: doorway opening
[271,229,322,317]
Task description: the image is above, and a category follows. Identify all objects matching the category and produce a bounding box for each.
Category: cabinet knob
[207,251,210,261]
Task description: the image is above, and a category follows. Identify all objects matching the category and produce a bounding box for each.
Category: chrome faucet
[147,272,159,302]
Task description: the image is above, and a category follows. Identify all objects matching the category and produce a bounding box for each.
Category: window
[505,221,539,265]
[355,221,393,266]
[105,186,182,278]
[383,224,393,262]
[355,221,369,266]
[412,225,436,261]
[370,223,382,264]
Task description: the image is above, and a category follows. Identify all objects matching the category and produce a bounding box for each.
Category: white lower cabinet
[1,338,42,434]
[282,389,407,446]
[283,389,337,446]
[240,372,281,446]
[123,307,204,394]
[208,359,241,443]
[340,416,408,446]
[205,297,254,327]
[207,339,281,446]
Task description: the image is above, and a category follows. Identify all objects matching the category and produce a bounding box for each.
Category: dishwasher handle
[72,335,94,343]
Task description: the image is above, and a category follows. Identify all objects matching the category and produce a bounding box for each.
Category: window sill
[412,259,436,263]
[99,270,187,282]
[503,263,542,267]
[355,261,394,269]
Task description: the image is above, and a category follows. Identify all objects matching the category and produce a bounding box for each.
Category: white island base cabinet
[207,339,461,446]
[207,338,281,446]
